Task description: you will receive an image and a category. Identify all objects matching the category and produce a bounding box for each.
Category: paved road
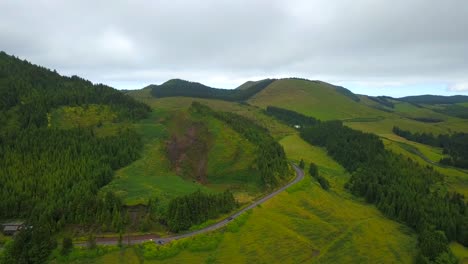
[77,164,304,246]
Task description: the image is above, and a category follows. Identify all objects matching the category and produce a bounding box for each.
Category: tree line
[308,162,329,190]
[266,105,466,263]
[393,126,468,168]
[166,190,237,232]
[191,102,289,188]
[150,79,275,102]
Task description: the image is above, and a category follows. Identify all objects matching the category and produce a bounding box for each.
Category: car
[157,240,164,245]
[227,216,233,221]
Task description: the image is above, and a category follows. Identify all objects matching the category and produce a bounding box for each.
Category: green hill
[149,78,274,101]
[398,95,468,104]
[0,51,152,263]
[248,78,388,120]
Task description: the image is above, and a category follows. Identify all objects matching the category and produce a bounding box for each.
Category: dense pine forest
[393,126,468,168]
[150,79,275,101]
[191,102,290,188]
[166,190,237,232]
[267,106,467,263]
[0,52,151,263]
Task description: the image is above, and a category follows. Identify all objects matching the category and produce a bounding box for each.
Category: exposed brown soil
[166,122,212,183]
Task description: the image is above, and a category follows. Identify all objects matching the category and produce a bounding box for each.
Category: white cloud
[1,0,468,96]
[448,83,468,92]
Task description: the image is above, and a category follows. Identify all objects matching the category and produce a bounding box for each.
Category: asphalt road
[77,164,304,246]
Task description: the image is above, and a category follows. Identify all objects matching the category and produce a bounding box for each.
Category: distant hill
[247,78,384,120]
[236,80,265,90]
[398,95,468,104]
[149,78,275,101]
[396,95,468,119]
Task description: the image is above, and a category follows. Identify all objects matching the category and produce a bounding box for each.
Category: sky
[1,0,468,97]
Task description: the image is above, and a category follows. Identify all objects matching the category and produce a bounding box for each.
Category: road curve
[78,164,304,246]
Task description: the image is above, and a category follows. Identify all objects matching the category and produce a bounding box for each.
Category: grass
[100,109,211,206]
[248,79,385,120]
[101,104,266,206]
[65,134,418,263]
[450,242,468,263]
[0,233,12,251]
[392,101,447,120]
[128,89,295,140]
[201,113,260,191]
[49,104,118,129]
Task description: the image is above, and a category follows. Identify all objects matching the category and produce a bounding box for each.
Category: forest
[265,106,319,127]
[393,126,468,168]
[267,106,467,263]
[166,190,237,232]
[0,52,151,263]
[150,78,275,101]
[191,102,290,188]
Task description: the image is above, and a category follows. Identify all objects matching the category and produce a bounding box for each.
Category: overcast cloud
[1,0,468,96]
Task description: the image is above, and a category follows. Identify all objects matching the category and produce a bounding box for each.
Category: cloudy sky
[1,0,467,97]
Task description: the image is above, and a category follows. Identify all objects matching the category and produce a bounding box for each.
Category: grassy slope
[50,101,263,205]
[247,78,468,197]
[128,88,295,139]
[62,134,417,264]
[101,108,262,206]
[249,79,382,120]
[247,78,468,135]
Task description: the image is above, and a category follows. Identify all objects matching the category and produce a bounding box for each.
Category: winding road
[77,164,304,246]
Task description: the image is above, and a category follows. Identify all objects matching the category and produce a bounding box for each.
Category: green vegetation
[191,102,289,188]
[300,120,466,262]
[49,104,118,130]
[0,51,151,262]
[264,105,466,262]
[59,133,419,263]
[434,104,468,119]
[150,78,275,101]
[398,95,468,104]
[308,162,329,190]
[166,190,236,232]
[393,126,468,168]
[3,49,468,263]
[127,91,296,139]
[103,107,262,206]
[248,78,383,120]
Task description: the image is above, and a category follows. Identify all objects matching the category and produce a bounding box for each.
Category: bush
[61,237,73,255]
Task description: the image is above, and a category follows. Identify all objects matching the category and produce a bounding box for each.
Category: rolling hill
[2,50,468,263]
